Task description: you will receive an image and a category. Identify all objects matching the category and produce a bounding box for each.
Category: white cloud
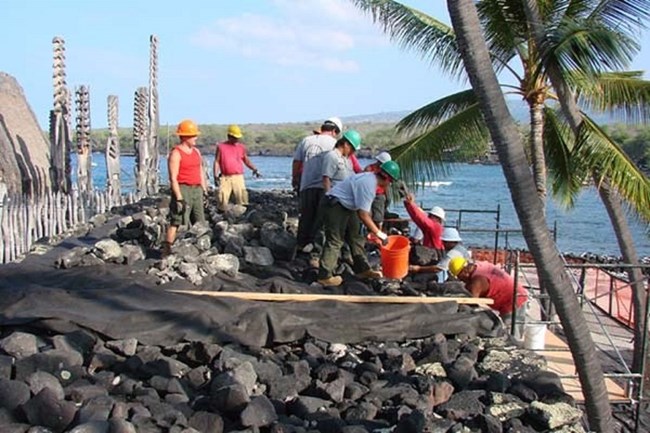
[190,0,385,73]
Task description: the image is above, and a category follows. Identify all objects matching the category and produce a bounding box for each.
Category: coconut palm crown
[351,0,650,221]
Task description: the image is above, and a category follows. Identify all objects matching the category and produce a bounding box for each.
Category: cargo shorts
[170,184,205,226]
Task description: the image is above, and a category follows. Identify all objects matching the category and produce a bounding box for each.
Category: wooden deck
[538,329,629,403]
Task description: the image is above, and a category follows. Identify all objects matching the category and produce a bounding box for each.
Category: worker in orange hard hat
[213,124,260,211]
[162,119,209,257]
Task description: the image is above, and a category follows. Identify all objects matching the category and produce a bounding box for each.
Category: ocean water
[77,153,649,257]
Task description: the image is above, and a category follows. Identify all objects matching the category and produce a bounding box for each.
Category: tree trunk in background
[447,0,613,431]
[529,100,552,320]
[522,0,647,426]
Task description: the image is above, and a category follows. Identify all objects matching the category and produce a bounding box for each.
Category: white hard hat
[324,117,343,132]
[375,151,392,164]
[427,206,446,221]
[441,227,462,242]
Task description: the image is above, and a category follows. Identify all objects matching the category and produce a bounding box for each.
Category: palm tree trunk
[529,102,547,204]
[448,1,613,431]
[529,101,552,320]
[522,0,647,402]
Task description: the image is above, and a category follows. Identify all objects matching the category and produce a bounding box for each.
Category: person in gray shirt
[321,131,360,192]
[291,118,342,250]
[317,161,401,287]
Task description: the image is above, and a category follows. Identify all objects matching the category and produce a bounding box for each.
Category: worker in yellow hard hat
[163,119,209,257]
[213,124,260,211]
[449,256,529,337]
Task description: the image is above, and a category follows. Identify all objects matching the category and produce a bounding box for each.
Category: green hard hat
[342,129,361,150]
[380,160,401,180]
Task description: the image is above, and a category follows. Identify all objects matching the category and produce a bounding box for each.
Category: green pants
[317,198,370,279]
[170,184,205,226]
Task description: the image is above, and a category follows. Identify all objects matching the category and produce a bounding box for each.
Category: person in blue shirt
[317,161,401,287]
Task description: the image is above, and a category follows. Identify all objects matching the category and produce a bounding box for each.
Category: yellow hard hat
[176,119,200,136]
[227,124,243,138]
[449,256,468,277]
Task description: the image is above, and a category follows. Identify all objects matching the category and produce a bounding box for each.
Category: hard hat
[176,119,201,136]
[375,151,392,164]
[449,256,468,277]
[343,130,361,150]
[428,206,446,221]
[227,124,243,138]
[323,116,343,132]
[380,160,401,181]
[441,227,462,242]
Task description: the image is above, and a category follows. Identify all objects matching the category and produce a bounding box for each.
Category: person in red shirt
[403,193,445,252]
[163,119,208,256]
[213,124,260,211]
[449,257,529,337]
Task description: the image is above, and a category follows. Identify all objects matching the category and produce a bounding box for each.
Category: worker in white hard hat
[292,117,342,251]
[363,151,392,227]
[409,227,471,281]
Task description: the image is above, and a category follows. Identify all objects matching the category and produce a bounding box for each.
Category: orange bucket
[380,235,411,279]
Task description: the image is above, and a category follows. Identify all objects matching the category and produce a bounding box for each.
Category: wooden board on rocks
[169,290,494,305]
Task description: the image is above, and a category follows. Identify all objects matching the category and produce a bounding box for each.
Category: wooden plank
[539,331,629,403]
[168,290,494,305]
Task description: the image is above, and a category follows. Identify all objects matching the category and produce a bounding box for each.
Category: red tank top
[175,146,202,185]
[473,261,528,315]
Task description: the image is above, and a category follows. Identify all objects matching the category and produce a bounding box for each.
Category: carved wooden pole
[49,36,72,194]
[106,95,121,206]
[75,85,92,195]
[146,35,160,196]
[133,87,149,199]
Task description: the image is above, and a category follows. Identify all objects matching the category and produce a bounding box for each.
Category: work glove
[376,231,389,246]
[214,174,221,188]
[171,199,186,216]
[253,169,262,178]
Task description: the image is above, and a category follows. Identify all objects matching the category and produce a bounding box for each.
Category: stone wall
[0,72,51,196]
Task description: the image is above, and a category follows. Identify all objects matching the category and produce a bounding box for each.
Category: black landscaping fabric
[0,221,499,348]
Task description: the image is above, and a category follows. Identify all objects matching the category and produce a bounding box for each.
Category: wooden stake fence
[0,190,133,264]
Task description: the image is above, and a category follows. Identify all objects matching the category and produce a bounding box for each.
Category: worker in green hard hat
[316,160,401,287]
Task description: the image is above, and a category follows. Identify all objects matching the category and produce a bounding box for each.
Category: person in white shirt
[409,227,471,282]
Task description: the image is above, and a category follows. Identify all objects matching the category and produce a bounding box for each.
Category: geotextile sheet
[0,228,500,348]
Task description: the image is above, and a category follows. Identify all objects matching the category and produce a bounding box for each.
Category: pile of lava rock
[0,327,586,433]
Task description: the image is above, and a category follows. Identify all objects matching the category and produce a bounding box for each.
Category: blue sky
[3,0,650,129]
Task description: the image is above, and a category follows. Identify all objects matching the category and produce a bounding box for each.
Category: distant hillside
[343,99,621,125]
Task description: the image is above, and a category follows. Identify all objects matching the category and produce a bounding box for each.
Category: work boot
[317,276,343,287]
[161,241,172,258]
[356,269,383,280]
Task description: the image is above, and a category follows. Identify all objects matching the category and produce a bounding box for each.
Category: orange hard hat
[176,119,201,136]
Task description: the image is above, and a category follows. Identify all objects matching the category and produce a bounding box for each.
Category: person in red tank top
[451,258,529,338]
[162,119,208,257]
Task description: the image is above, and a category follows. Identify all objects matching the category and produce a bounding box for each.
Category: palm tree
[445,0,613,429]
[350,0,650,368]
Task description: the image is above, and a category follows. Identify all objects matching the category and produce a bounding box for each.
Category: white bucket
[523,324,547,350]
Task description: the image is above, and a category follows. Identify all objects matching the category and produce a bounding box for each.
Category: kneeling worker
[449,257,528,336]
[409,227,471,281]
[317,161,401,287]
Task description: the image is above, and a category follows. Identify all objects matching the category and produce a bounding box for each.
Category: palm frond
[574,115,650,222]
[477,0,529,73]
[570,71,650,123]
[588,0,650,36]
[390,103,490,190]
[547,20,639,76]
[396,89,480,133]
[349,0,463,77]
[554,0,650,35]
[543,106,589,208]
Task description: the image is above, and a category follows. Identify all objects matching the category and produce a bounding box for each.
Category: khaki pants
[218,174,248,210]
